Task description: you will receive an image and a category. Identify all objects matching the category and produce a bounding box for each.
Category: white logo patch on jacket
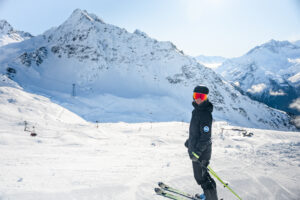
[203,126,210,133]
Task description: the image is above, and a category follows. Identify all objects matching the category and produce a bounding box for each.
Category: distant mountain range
[194,55,226,69]
[0,9,296,130]
[216,39,300,116]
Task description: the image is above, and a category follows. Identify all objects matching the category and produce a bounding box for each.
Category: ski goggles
[193,92,207,101]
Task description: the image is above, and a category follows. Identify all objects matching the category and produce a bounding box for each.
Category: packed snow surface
[0,85,299,200]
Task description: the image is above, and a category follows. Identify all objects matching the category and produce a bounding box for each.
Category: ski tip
[158,182,167,188]
[154,187,163,194]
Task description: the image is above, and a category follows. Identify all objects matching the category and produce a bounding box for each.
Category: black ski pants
[192,160,216,190]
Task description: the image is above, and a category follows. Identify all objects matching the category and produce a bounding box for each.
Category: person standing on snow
[185,85,218,200]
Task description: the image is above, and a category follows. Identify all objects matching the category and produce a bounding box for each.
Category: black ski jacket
[187,100,213,160]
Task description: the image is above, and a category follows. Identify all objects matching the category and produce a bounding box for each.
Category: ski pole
[192,152,242,200]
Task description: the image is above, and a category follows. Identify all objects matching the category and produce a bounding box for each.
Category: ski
[158,182,204,200]
[155,188,187,200]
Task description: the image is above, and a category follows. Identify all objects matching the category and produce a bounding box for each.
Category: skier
[185,85,218,200]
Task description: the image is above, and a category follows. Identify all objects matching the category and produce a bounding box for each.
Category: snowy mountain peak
[247,39,300,55]
[44,9,108,46]
[66,9,104,25]
[263,39,299,50]
[0,20,14,34]
[266,39,289,46]
[0,20,32,47]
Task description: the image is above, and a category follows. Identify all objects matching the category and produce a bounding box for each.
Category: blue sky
[0,0,299,57]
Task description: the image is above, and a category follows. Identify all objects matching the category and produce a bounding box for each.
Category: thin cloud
[289,98,300,112]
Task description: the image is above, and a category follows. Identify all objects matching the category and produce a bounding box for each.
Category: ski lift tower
[72,83,76,97]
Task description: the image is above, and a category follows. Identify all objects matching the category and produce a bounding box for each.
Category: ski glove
[188,150,199,162]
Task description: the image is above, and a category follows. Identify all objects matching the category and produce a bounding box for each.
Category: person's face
[195,98,205,105]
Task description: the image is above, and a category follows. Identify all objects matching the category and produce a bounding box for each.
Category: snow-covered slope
[194,55,226,69]
[0,20,32,47]
[0,74,86,128]
[216,40,300,115]
[0,9,295,130]
[0,83,299,199]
